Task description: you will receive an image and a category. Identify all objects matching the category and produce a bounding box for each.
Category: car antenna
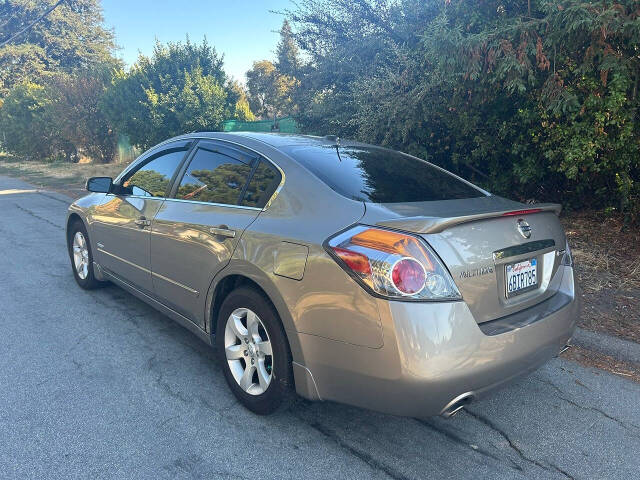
[325,135,342,162]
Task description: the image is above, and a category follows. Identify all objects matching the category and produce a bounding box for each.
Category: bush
[102,38,240,150]
[287,0,640,220]
[0,82,52,159]
[0,70,116,163]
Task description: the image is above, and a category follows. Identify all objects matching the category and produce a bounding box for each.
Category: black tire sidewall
[216,286,293,415]
[67,220,100,290]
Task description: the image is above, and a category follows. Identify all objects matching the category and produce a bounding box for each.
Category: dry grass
[561,211,640,343]
[0,153,132,198]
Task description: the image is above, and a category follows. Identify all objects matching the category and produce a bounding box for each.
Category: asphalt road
[1,175,639,480]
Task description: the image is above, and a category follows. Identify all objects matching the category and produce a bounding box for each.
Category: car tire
[67,220,105,290]
[216,286,295,415]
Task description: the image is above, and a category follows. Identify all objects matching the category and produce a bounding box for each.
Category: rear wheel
[67,220,104,290]
[216,286,294,415]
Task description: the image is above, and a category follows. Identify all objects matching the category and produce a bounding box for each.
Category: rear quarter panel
[221,142,385,349]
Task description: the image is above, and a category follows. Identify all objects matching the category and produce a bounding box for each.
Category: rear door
[150,140,281,328]
[91,141,191,294]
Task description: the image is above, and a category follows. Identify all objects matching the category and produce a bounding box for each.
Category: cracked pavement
[0,175,639,479]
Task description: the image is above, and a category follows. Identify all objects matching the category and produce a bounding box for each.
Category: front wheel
[216,286,294,415]
[67,220,104,290]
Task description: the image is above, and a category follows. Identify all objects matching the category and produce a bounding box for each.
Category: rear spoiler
[375,203,562,234]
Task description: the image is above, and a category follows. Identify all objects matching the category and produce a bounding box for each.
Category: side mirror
[86,177,113,193]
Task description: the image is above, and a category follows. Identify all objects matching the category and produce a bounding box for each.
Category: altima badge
[517,219,532,239]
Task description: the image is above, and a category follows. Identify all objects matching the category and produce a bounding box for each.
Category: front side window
[175,146,253,205]
[121,142,190,197]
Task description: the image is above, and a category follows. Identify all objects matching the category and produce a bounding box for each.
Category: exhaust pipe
[440,392,474,418]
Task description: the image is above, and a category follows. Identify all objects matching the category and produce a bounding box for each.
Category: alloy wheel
[224,308,273,395]
[72,231,89,280]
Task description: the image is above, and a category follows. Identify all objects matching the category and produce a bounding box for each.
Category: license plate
[506,258,538,297]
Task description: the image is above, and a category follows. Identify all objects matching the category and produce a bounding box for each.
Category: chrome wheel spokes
[72,231,89,280]
[224,308,273,395]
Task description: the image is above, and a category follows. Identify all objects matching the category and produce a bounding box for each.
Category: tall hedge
[287,0,640,219]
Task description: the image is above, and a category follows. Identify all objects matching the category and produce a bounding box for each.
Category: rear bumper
[295,266,579,418]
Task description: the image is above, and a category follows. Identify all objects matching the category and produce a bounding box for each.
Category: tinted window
[241,160,281,208]
[175,146,252,205]
[121,143,189,197]
[281,145,485,203]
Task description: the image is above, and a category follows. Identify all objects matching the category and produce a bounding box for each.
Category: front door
[150,140,281,328]
[91,142,191,294]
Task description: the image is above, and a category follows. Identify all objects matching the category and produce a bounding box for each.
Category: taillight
[326,225,461,301]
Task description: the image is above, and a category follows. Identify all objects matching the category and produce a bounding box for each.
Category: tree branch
[0,0,66,48]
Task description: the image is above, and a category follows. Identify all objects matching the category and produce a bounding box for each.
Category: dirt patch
[0,154,132,199]
[561,345,640,383]
[561,211,640,344]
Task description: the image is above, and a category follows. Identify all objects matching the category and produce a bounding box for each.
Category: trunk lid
[362,196,567,323]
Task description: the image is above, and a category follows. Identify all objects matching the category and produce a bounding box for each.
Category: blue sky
[101,0,294,82]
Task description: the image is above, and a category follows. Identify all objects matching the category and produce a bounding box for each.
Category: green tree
[286,0,640,220]
[246,60,298,120]
[0,82,52,159]
[229,80,256,121]
[0,0,117,97]
[102,38,238,149]
[46,68,117,162]
[275,20,301,77]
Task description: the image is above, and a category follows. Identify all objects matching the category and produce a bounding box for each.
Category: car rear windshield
[281,144,485,203]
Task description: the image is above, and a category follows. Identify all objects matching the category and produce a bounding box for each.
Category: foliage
[0,69,116,162]
[229,81,256,121]
[102,38,246,150]
[286,0,640,220]
[0,82,52,159]
[0,0,118,161]
[276,20,302,77]
[246,21,302,120]
[0,0,118,97]
[246,60,299,119]
[46,69,117,162]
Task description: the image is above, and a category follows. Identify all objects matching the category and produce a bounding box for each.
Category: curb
[572,327,640,365]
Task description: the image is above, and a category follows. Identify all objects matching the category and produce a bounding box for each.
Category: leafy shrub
[0,82,52,159]
[287,0,640,220]
[102,38,241,150]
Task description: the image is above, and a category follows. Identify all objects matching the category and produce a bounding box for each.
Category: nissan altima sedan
[66,132,579,418]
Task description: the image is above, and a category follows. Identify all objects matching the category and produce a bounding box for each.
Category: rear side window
[281,145,485,203]
[175,146,252,205]
[240,160,281,208]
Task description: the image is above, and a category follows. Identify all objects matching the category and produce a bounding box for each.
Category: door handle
[209,226,236,238]
[135,217,151,227]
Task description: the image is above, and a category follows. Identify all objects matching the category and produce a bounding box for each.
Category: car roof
[226,132,339,148]
[168,131,341,149]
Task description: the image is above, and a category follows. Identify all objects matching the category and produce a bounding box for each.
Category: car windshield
[280,144,485,203]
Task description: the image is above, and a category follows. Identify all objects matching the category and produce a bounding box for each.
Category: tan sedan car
[67,132,579,418]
